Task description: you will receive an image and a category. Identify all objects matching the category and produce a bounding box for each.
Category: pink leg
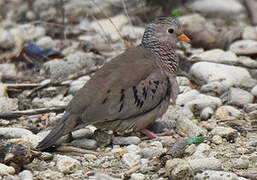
[140,129,168,139]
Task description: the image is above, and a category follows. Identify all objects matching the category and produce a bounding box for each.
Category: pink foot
[140,129,168,139]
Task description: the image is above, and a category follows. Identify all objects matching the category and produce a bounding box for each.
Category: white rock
[177,90,200,106]
[200,107,214,120]
[0,128,33,138]
[251,85,257,97]
[0,163,15,175]
[237,56,257,69]
[11,24,46,42]
[212,135,223,145]
[113,136,141,145]
[176,117,206,137]
[70,138,97,149]
[188,0,244,15]
[216,106,242,119]
[192,143,211,158]
[228,88,254,107]
[56,155,80,174]
[188,157,222,171]
[177,76,190,86]
[122,153,141,168]
[191,49,238,64]
[126,144,141,154]
[230,40,257,55]
[232,158,249,169]
[0,97,18,113]
[211,126,237,138]
[90,14,128,41]
[243,26,257,40]
[201,82,227,95]
[93,173,121,180]
[36,36,57,49]
[120,25,144,40]
[185,94,222,112]
[0,63,17,77]
[19,170,33,180]
[130,173,145,180]
[72,128,94,139]
[0,83,7,97]
[141,141,166,158]
[189,62,252,88]
[195,170,239,180]
[0,28,14,49]
[165,158,194,179]
[69,75,91,94]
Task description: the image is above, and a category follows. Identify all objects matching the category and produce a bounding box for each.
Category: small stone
[195,170,239,180]
[90,14,128,41]
[0,128,33,138]
[188,157,222,171]
[176,90,200,106]
[185,144,196,155]
[84,154,97,162]
[70,138,97,149]
[216,106,242,119]
[188,0,244,15]
[192,143,211,158]
[189,62,252,88]
[72,128,95,139]
[176,117,207,137]
[251,85,257,97]
[40,152,53,161]
[211,126,237,138]
[201,82,227,95]
[0,163,15,175]
[126,144,141,154]
[238,56,257,70]
[19,170,33,180]
[113,136,141,145]
[200,107,214,120]
[177,76,190,86]
[0,63,17,77]
[185,94,222,113]
[56,155,80,174]
[93,173,121,180]
[122,153,141,168]
[0,28,14,49]
[212,135,223,145]
[233,158,249,169]
[36,36,57,49]
[243,26,257,40]
[230,40,257,55]
[228,88,254,107]
[130,173,145,180]
[165,158,194,180]
[0,97,18,113]
[69,76,91,94]
[141,141,166,158]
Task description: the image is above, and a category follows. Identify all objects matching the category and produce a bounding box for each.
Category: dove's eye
[168,28,174,34]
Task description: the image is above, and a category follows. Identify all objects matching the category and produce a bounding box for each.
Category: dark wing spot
[142,87,147,99]
[120,89,125,102]
[136,99,141,107]
[102,97,108,104]
[153,80,159,85]
[119,103,124,112]
[139,101,144,108]
[133,86,138,103]
[107,89,111,93]
[152,89,156,94]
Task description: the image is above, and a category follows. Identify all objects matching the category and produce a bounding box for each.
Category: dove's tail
[36,113,76,151]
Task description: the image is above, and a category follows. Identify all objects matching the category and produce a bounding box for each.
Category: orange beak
[177,33,190,43]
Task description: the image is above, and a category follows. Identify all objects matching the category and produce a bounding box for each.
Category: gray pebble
[126,144,141,154]
[72,128,95,139]
[165,158,194,180]
[19,170,33,180]
[195,170,239,180]
[70,138,97,149]
[212,135,223,145]
[230,40,257,55]
[215,105,242,119]
[176,89,200,106]
[130,173,145,180]
[200,107,214,120]
[122,153,141,168]
[56,155,80,174]
[188,157,222,171]
[228,88,254,107]
[0,28,14,49]
[244,103,257,113]
[232,158,249,169]
[141,141,166,158]
[92,173,121,180]
[211,126,237,138]
[192,143,211,158]
[113,136,141,145]
[0,163,15,175]
[251,85,257,97]
[0,127,33,138]
[40,152,54,161]
[201,82,227,96]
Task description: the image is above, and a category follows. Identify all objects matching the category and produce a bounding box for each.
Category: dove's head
[142,17,190,49]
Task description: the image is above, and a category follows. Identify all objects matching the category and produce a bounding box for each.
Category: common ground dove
[37,17,190,151]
